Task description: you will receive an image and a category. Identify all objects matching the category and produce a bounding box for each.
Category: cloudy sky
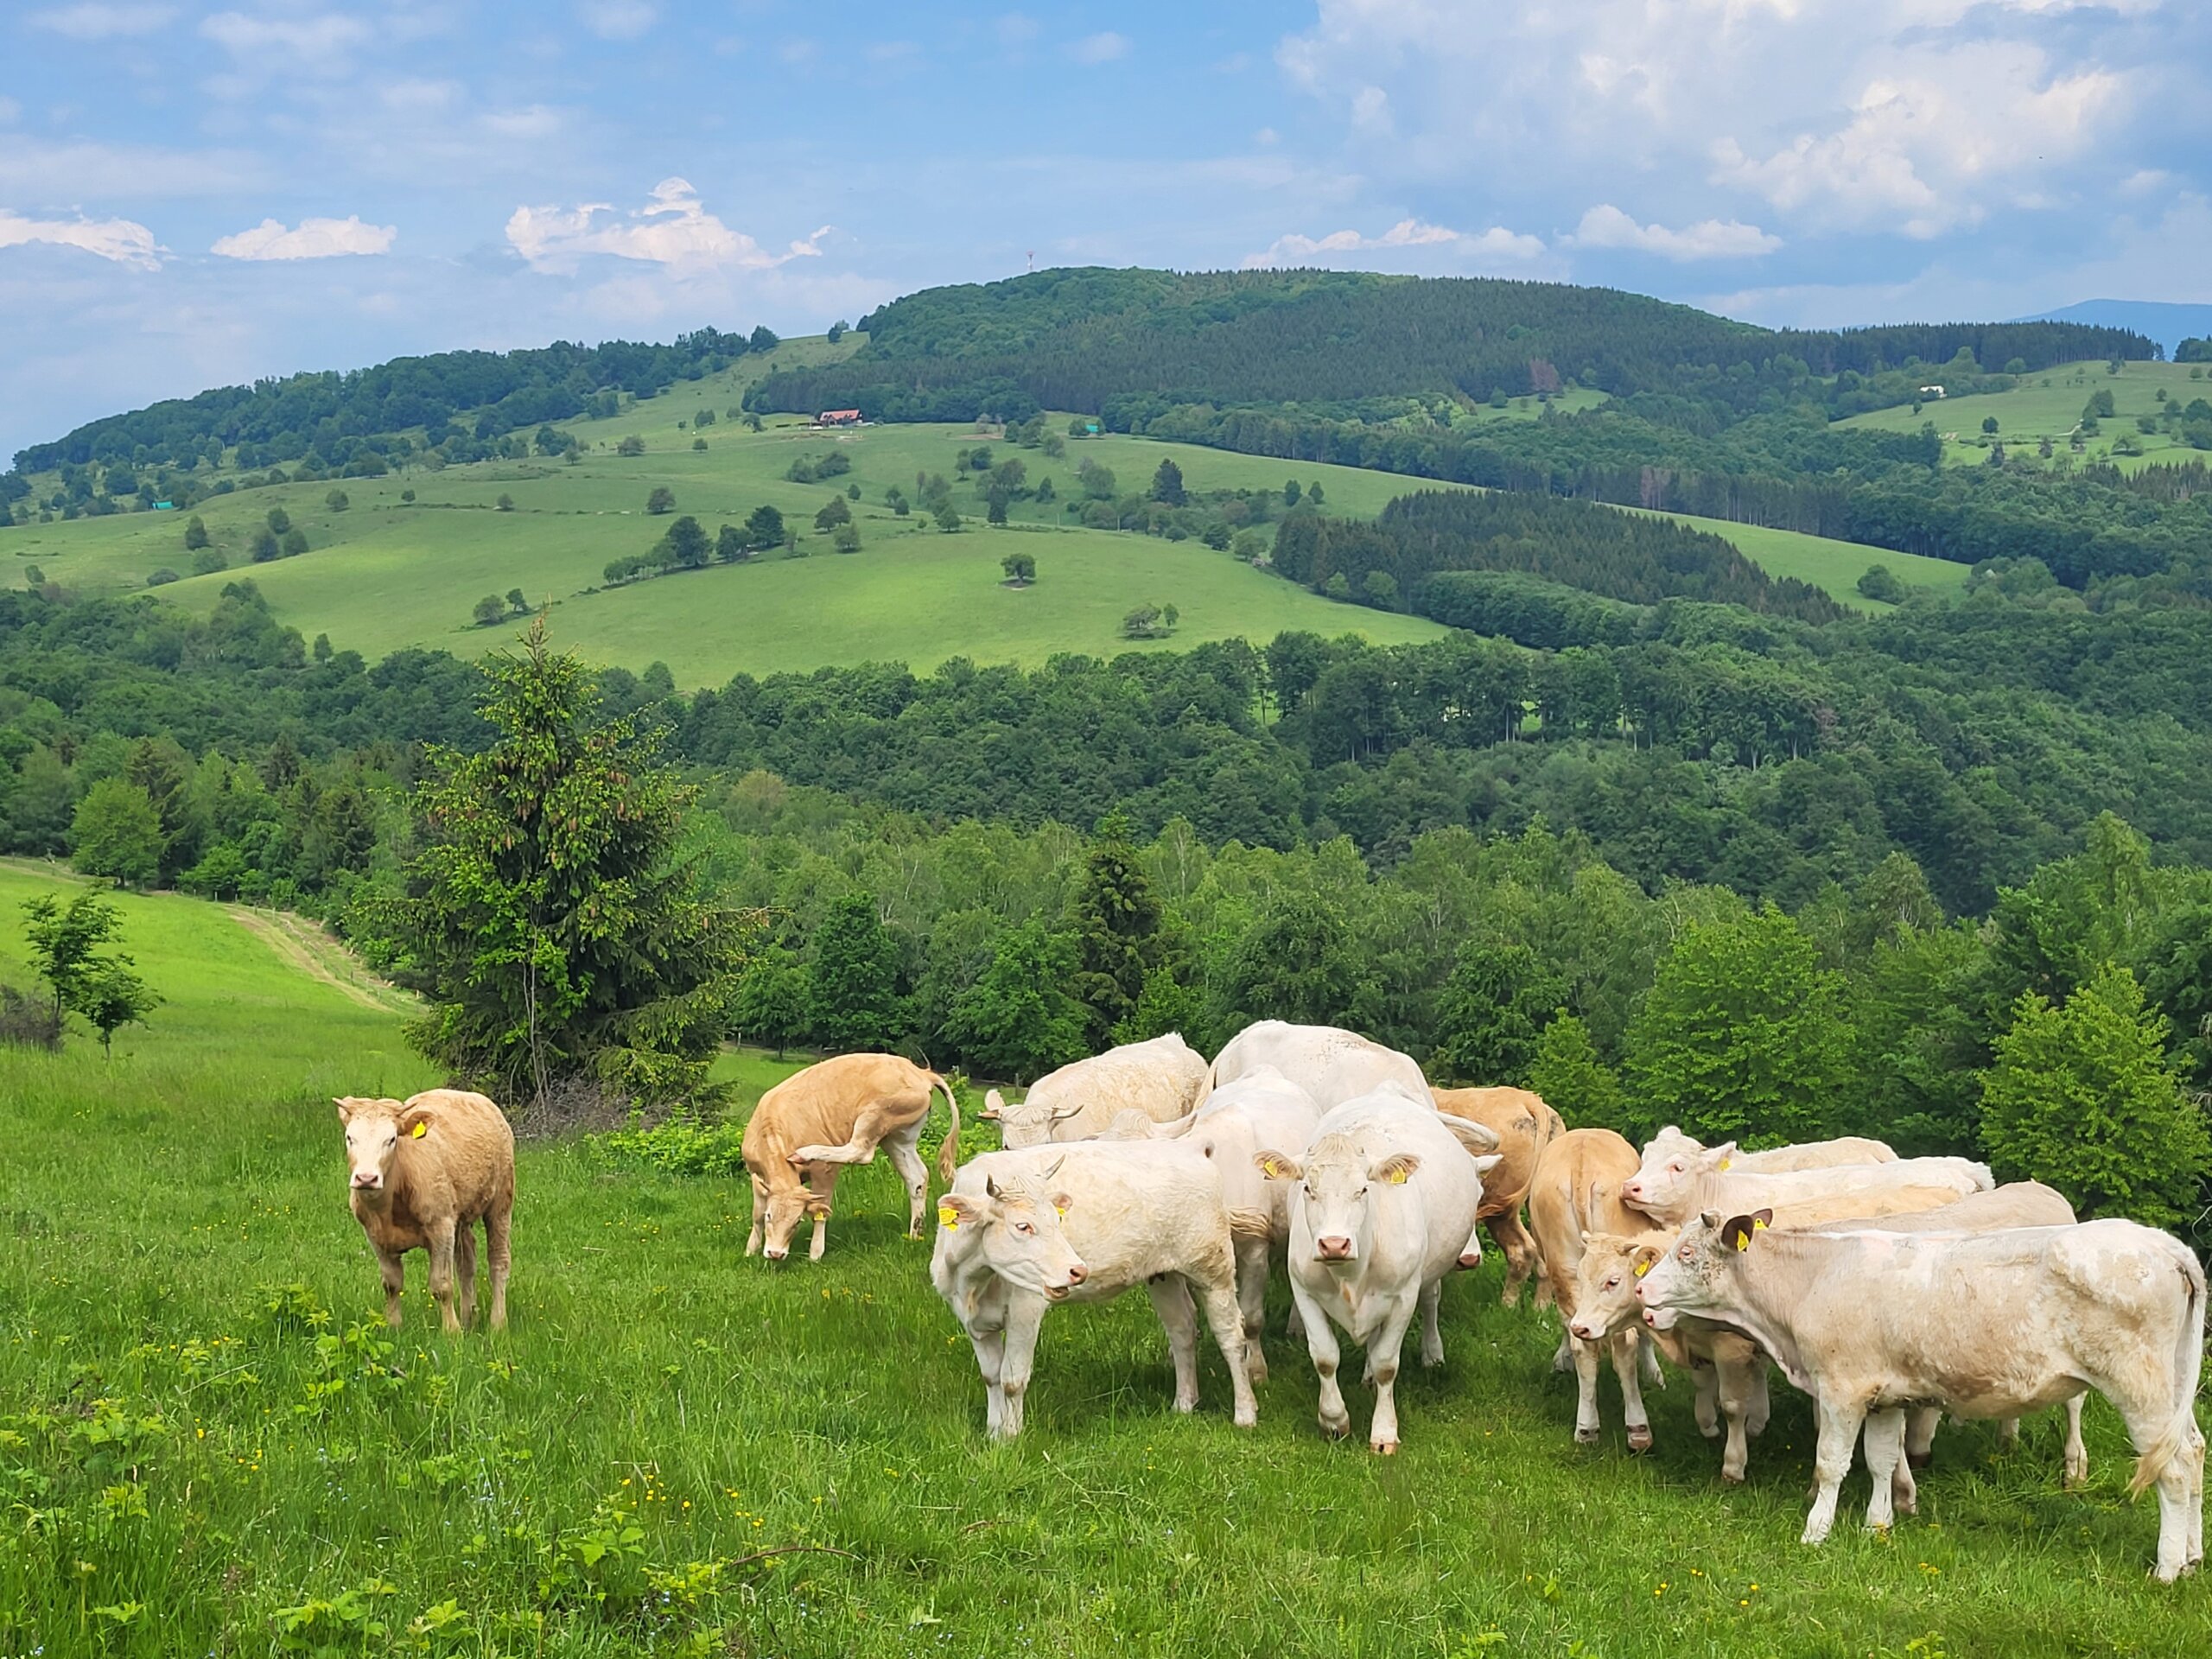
[4,1,2209,463]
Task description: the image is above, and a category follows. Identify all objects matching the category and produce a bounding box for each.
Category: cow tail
[2129,1242,2207,1500]
[1226,1206,1274,1242]
[933,1073,961,1186]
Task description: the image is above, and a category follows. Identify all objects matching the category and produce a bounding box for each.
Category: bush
[250,526,281,563]
[831,523,861,554]
[645,486,676,515]
[496,493,515,512]
[0,982,61,1050]
[785,451,852,484]
[616,435,645,456]
[473,594,508,627]
[280,527,308,556]
[190,548,228,576]
[145,569,181,588]
[1856,563,1908,604]
[326,489,349,511]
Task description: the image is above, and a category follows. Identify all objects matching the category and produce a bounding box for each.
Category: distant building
[1918,385,1946,398]
[817,409,863,427]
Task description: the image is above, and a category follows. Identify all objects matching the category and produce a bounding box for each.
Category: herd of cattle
[332,1021,2208,1582]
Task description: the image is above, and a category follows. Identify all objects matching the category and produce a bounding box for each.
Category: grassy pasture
[2,862,2208,1656]
[1838,359,2212,472]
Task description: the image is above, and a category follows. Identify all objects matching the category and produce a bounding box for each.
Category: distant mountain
[2012,299,2212,355]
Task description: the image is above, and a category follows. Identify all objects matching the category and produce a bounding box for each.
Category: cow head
[1622,1136,1736,1219]
[1256,1133,1421,1267]
[757,1178,822,1262]
[937,1165,1088,1300]
[1568,1231,1664,1343]
[1635,1208,1771,1330]
[990,1092,1087,1150]
[335,1095,430,1197]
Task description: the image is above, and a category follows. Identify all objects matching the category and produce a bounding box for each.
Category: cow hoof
[1699,1422,1721,1440]
[1906,1450,1933,1469]
[1319,1416,1351,1441]
[1372,1440,1399,1457]
[1628,1427,1654,1452]
[1575,1427,1600,1446]
[1247,1361,1269,1387]
[1720,1470,1745,1485]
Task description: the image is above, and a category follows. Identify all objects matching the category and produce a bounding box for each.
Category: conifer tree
[1070,812,1164,1048]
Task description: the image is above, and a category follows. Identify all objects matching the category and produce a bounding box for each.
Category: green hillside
[1839,359,2212,470]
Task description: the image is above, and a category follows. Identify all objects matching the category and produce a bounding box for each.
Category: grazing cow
[1255,1090,1503,1453]
[1638,1212,2206,1580]
[1620,1149,1992,1228]
[1432,1085,1563,1307]
[1637,1125,1897,1184]
[336,1090,514,1334]
[1210,1020,1428,1110]
[931,1141,1261,1439]
[743,1053,958,1262]
[1527,1128,1662,1450]
[980,1033,1210,1148]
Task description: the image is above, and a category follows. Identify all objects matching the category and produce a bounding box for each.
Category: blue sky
[4,1,2209,464]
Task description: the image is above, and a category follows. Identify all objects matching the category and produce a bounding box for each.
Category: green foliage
[326,489,349,512]
[1856,563,1907,603]
[1000,550,1035,583]
[814,495,851,531]
[22,888,156,1051]
[1524,1011,1627,1133]
[945,918,1089,1083]
[932,502,961,532]
[182,513,209,550]
[1068,813,1165,1050]
[71,779,165,888]
[1217,890,1358,1031]
[616,435,645,457]
[831,523,861,555]
[1432,941,1566,1087]
[1980,963,2212,1227]
[1627,905,1854,1147]
[472,594,507,627]
[646,486,677,516]
[743,504,786,550]
[380,618,748,1108]
[1150,458,1185,506]
[807,891,905,1054]
[731,944,809,1058]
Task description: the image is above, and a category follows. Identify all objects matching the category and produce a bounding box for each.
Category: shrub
[616,435,645,456]
[145,569,181,587]
[645,486,675,515]
[326,489,349,511]
[190,548,228,576]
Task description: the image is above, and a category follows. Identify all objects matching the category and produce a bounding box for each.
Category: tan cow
[979,1033,1209,1148]
[1526,1128,1661,1450]
[336,1090,514,1334]
[742,1053,958,1262]
[1431,1085,1562,1307]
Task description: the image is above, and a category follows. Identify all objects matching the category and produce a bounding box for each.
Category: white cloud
[27,3,175,39]
[200,10,371,70]
[212,215,397,260]
[0,208,162,270]
[505,177,831,276]
[575,1,656,41]
[1071,32,1128,65]
[1571,203,1781,260]
[1244,217,1545,269]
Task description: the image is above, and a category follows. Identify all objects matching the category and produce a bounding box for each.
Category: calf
[1432,1085,1563,1307]
[336,1090,513,1334]
[1621,1149,1991,1229]
[931,1141,1260,1439]
[1255,1090,1502,1453]
[1527,1128,1662,1450]
[1637,1125,1896,1184]
[1639,1212,2206,1580]
[980,1033,1210,1148]
[742,1053,958,1262]
[1210,1020,1429,1110]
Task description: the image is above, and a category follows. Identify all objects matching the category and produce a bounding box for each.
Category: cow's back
[744,1052,926,1168]
[1215,1020,1427,1109]
[1432,1085,1557,1213]
[397,1089,514,1216]
[1025,1034,1210,1139]
[957,1141,1236,1294]
[1812,1180,2075,1236]
[1739,1135,1898,1173]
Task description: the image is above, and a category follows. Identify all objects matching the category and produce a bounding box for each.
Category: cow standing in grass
[337,1089,514,1334]
[743,1053,958,1262]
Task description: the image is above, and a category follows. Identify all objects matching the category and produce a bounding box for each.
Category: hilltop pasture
[1839,358,2212,471]
[1,863,2208,1656]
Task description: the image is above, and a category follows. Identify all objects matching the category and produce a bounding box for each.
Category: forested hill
[747,266,2152,423]
[11,326,779,475]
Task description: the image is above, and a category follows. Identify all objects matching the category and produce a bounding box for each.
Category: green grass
[3,868,2209,1656]
[1640,512,1972,608]
[1839,359,2212,473]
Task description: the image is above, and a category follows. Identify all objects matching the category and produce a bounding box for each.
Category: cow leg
[1551,1330,1574,1375]
[805,1166,836,1262]
[483,1195,512,1332]
[995,1294,1046,1441]
[2112,1391,2202,1582]
[1490,1210,1538,1307]
[1690,1359,1720,1439]
[882,1126,929,1239]
[1802,1395,1869,1545]
[1747,1363,1772,1437]
[426,1216,461,1334]
[964,1286,1009,1437]
[745,1179,766,1256]
[1998,1416,2021,1448]
[1365,1296,1420,1455]
[375,1244,406,1329]
[1905,1404,1941,1467]
[2062,1392,2088,1488]
[1612,1331,1652,1452]
[1862,1408,1910,1531]
[454,1221,479,1332]
[1715,1353,1760,1484]
[1571,1335,1605,1446]
[1293,1281,1351,1441]
[1232,1234,1272,1385]
[1417,1278,1445,1369]
[1638,1330,1665,1389]
[1145,1275,1204,1414]
[788,1105,898,1169]
[1192,1274,1259,1428]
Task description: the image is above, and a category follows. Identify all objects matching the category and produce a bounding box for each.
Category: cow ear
[1370,1152,1421,1185]
[1752,1207,1774,1231]
[1253,1150,1300,1181]
[1049,1192,1073,1218]
[397,1104,432,1139]
[1632,1245,1662,1279]
[334,1096,356,1123]
[1711,1141,1738,1171]
[979,1090,1003,1121]
[1697,1210,1723,1233]
[938,1194,983,1232]
[1467,1153,1503,1178]
[1720,1213,1764,1253]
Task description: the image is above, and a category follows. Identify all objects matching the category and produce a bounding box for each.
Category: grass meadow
[1838,359,2212,473]
[7,346,1951,687]
[2,860,2209,1656]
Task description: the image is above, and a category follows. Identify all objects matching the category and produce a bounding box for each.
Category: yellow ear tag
[1388,1169,1408,1185]
[1055,1205,1067,1218]
[938,1205,960,1230]
[1752,1217,1768,1230]
[1735,1234,1751,1252]
[1633,1258,1650,1278]
[410,1122,427,1138]
[1718,1158,1731,1171]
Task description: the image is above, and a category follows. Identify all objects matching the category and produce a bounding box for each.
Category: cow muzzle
[1316,1235,1354,1262]
[352,1172,383,1191]
[1621,1180,1643,1202]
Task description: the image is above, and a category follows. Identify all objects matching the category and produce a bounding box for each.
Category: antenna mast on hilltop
[1027,250,1034,273]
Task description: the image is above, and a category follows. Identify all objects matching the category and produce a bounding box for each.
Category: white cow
[1255,1090,1502,1453]
[931,1140,1260,1440]
[1620,1151,1992,1228]
[1210,1020,1428,1111]
[1638,1125,1897,1180]
[1638,1211,2206,1581]
[980,1033,1210,1149]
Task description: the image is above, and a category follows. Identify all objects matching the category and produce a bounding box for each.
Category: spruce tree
[1070,812,1164,1048]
